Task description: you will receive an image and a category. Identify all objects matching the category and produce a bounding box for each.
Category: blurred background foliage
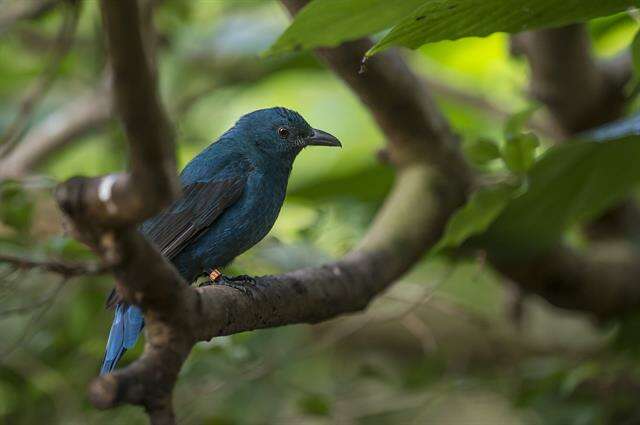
[1,1,640,424]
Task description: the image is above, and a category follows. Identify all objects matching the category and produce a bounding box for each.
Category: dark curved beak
[305,128,342,147]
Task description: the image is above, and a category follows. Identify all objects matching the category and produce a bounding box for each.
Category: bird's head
[233,107,341,160]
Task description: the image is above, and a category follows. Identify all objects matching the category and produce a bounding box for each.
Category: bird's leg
[197,269,223,287]
[209,268,222,282]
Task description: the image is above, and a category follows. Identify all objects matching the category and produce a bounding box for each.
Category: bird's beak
[305,129,342,147]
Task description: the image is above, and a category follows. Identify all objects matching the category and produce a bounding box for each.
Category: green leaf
[504,105,539,141]
[501,132,540,174]
[0,180,34,233]
[368,0,637,56]
[432,182,521,253]
[463,138,501,166]
[483,134,640,259]
[560,363,599,397]
[268,0,425,55]
[297,394,331,416]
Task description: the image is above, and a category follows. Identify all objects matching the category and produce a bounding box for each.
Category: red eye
[277,127,290,139]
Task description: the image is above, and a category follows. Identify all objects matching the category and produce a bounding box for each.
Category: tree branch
[0,253,107,277]
[52,4,180,421]
[511,24,630,136]
[56,0,179,227]
[494,243,640,320]
[95,0,178,220]
[0,82,112,179]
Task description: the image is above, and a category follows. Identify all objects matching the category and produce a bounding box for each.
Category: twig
[0,253,108,277]
[0,278,67,317]
[1,277,66,359]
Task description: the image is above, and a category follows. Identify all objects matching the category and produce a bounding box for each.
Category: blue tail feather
[100,303,144,375]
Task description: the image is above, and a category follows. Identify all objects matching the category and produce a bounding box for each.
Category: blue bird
[100,107,341,374]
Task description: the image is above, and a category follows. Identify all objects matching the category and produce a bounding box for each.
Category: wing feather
[142,176,247,259]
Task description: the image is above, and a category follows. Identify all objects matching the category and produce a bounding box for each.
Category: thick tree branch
[494,243,640,320]
[94,0,178,222]
[51,2,181,422]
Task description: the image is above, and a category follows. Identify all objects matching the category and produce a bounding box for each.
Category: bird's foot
[217,275,256,295]
[222,274,255,284]
[215,275,256,296]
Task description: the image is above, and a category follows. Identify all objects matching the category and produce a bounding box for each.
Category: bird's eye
[277,127,290,139]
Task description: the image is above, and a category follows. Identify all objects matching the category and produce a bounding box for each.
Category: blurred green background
[1,1,640,424]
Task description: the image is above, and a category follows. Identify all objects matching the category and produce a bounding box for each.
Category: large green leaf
[480,134,640,259]
[268,0,425,55]
[368,0,637,55]
[436,114,640,259]
[432,182,521,254]
[0,180,34,234]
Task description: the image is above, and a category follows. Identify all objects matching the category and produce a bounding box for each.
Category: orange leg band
[209,269,222,282]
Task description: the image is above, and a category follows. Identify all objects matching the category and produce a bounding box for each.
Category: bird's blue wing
[141,173,248,259]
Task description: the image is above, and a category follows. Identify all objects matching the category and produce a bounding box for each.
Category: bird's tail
[100,303,144,375]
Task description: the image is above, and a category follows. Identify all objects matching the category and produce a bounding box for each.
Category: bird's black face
[238,107,341,159]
